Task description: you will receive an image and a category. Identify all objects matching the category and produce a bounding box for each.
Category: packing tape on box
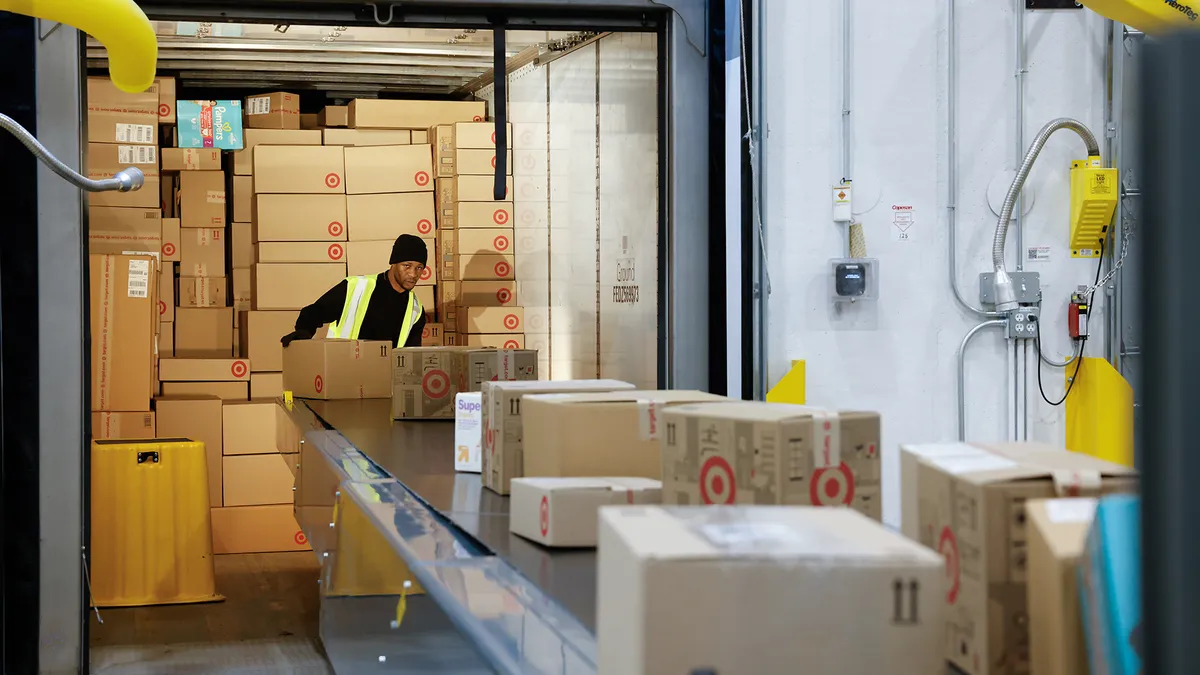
[496,349,515,381]
[1051,468,1103,497]
[637,400,661,441]
[793,406,841,469]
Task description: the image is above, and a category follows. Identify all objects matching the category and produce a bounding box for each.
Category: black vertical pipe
[492,19,508,201]
[707,0,727,395]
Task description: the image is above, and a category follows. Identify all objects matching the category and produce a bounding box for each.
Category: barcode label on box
[247,96,271,115]
[122,250,160,263]
[127,259,150,298]
[118,145,157,165]
[1046,498,1097,524]
[115,123,156,144]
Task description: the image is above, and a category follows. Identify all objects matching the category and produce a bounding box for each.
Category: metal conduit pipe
[990,118,1100,312]
[0,113,143,193]
[959,319,1007,441]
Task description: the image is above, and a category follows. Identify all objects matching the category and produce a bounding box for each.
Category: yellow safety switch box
[1069,158,1118,258]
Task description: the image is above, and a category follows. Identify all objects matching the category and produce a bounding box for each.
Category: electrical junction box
[1006,306,1040,340]
[1069,158,1117,258]
[829,257,878,302]
[832,183,852,223]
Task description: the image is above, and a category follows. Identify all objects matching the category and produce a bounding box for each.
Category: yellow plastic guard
[1079,0,1200,36]
[1069,160,1117,259]
[1065,357,1134,468]
[329,487,425,598]
[766,360,806,405]
[90,439,222,607]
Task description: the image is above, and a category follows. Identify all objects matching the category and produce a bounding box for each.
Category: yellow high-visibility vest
[327,275,423,346]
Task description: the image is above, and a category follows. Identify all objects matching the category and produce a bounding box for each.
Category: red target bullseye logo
[414,171,430,187]
[420,266,432,281]
[473,115,483,122]
[809,462,855,506]
[162,242,176,257]
[314,375,324,393]
[491,131,497,145]
[159,103,170,117]
[493,235,510,251]
[503,339,520,349]
[484,425,496,454]
[324,173,341,189]
[699,456,736,504]
[230,361,248,378]
[494,261,511,278]
[491,155,497,169]
[328,221,344,237]
[493,209,509,225]
[539,495,550,537]
[422,369,451,399]
[158,300,167,316]
[503,314,520,330]
[422,326,431,339]
[940,526,961,605]
[327,244,344,260]
[294,531,308,546]
[496,288,512,304]
[416,219,433,235]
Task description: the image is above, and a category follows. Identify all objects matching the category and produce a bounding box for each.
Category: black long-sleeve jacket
[294,271,426,348]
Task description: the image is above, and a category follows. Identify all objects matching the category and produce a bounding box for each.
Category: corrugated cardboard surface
[661,402,883,520]
[223,454,295,506]
[161,148,221,171]
[596,506,946,675]
[91,411,156,440]
[180,227,226,277]
[253,194,347,242]
[87,142,160,208]
[156,396,224,507]
[454,149,512,176]
[459,281,516,308]
[283,339,392,400]
[510,477,660,547]
[253,145,346,194]
[87,207,162,256]
[155,75,176,124]
[347,99,486,129]
[322,128,410,146]
[456,201,514,228]
[251,372,284,399]
[465,334,523,349]
[343,144,434,194]
[161,381,249,400]
[211,505,310,554]
[245,91,301,130]
[179,170,227,228]
[422,323,445,346]
[162,218,181,261]
[346,192,436,240]
[86,76,158,145]
[436,175,512,206]
[457,252,514,281]
[233,128,322,175]
[240,310,299,372]
[343,238,436,280]
[251,263,346,311]
[522,390,730,482]
[230,220,253,269]
[174,307,233,358]
[160,358,250,382]
[255,241,347,264]
[178,277,227,309]
[481,379,637,495]
[913,442,1138,675]
[232,268,252,313]
[158,322,174,358]
[90,254,157,412]
[319,105,349,128]
[462,306,523,334]
[232,175,254,223]
[446,228,513,257]
[391,347,537,419]
[1027,498,1096,675]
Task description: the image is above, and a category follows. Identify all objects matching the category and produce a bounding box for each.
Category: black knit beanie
[390,234,428,266]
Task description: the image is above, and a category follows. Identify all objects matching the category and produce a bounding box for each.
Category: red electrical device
[1068,293,1089,339]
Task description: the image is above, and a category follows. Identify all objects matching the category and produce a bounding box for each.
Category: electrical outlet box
[1006,306,1040,340]
[979,271,1041,306]
[829,257,878,302]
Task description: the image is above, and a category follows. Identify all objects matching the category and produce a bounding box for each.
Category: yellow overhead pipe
[1,0,157,93]
[1079,0,1200,35]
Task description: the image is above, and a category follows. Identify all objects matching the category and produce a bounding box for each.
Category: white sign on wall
[891,204,915,242]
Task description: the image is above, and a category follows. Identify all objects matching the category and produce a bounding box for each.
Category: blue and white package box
[177,100,244,150]
[1079,494,1142,675]
[454,392,482,472]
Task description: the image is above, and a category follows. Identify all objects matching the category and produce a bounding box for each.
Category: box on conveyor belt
[347,99,486,130]
[87,206,162,257]
[521,390,729,482]
[255,241,348,265]
[480,379,636,495]
[510,477,660,547]
[92,412,156,440]
[239,310,299,373]
[903,441,1137,675]
[253,146,346,194]
[155,76,176,125]
[178,171,226,228]
[454,392,483,472]
[161,148,221,172]
[1026,498,1096,675]
[231,175,253,223]
[460,307,523,335]
[155,395,224,506]
[250,373,284,399]
[176,100,244,150]
[1079,494,1141,675]
[211,505,310,554]
[86,142,160,209]
[177,277,227,309]
[390,347,538,420]
[90,254,158,412]
[251,263,346,311]
[318,105,349,128]
[162,218,180,262]
[253,194,347,242]
[282,338,392,400]
[180,227,226,277]
[233,128,322,175]
[322,128,411,146]
[343,144,434,195]
[596,506,946,675]
[86,76,158,145]
[346,193,435,241]
[174,308,233,358]
[245,91,301,130]
[456,252,514,282]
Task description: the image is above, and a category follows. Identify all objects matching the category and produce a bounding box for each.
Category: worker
[281,234,427,348]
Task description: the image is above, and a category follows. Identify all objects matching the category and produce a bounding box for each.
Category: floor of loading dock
[89,552,331,674]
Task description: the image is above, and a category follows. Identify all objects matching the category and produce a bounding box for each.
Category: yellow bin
[90,439,222,607]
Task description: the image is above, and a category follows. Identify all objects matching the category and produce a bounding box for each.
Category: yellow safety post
[1065,357,1134,468]
[766,360,806,405]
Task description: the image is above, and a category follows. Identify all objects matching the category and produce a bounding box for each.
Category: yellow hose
[1,0,157,93]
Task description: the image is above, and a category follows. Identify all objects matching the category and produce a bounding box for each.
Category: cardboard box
[454,149,513,176]
[158,263,175,320]
[510,477,660,547]
[250,372,284,399]
[596,506,946,675]
[414,286,435,320]
[458,252,514,281]
[91,411,155,440]
[177,100,244,150]
[240,310,300,372]
[1079,495,1141,675]
[461,307,523,335]
[411,130,428,144]
[319,105,349,128]
[86,142,160,208]
[343,144,434,195]
[283,339,392,400]
[231,175,254,223]
[232,268,252,312]
[253,145,346,194]
[422,323,445,347]
[255,241,347,264]
[456,202,514,229]
[155,76,176,125]
[252,263,346,311]
[436,175,512,206]
[1026,498,1096,675]
[156,395,224,507]
[245,92,301,130]
[898,442,988,541]
[911,442,1138,675]
[161,218,181,261]
[211,505,310,554]
[90,254,157,412]
[161,148,221,172]
[177,277,225,309]
[300,113,320,130]
[322,128,410,146]
[179,171,227,228]
[445,228,513,258]
[86,76,158,145]
[454,392,483,472]
[481,379,636,495]
[223,454,294,506]
[161,381,248,400]
[464,334,523,349]
[180,227,226,277]
[158,322,174,357]
[457,281,517,307]
[347,99,486,129]
[433,122,513,176]
[87,206,162,256]
[159,358,250,382]
[173,307,234,358]
[346,193,436,241]
[343,239,435,280]
[390,347,537,419]
[233,128,322,175]
[162,174,176,217]
[253,194,347,242]
[222,400,279,456]
[228,221,251,269]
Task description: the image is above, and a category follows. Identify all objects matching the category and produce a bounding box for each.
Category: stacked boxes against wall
[430,122,518,348]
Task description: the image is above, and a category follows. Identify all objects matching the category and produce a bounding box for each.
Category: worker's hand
[281,329,313,348]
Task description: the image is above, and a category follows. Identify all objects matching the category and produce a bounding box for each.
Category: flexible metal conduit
[959,319,1006,440]
[0,113,143,193]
